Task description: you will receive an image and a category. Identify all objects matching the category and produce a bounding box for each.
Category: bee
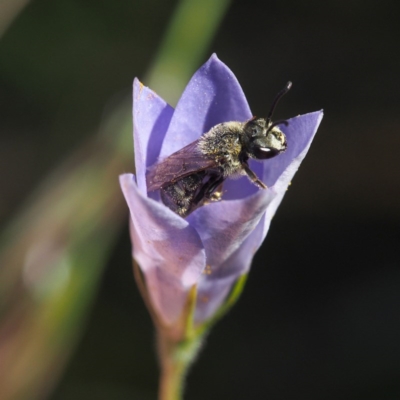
[146,82,292,217]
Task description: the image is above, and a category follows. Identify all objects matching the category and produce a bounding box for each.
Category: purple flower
[120,54,323,327]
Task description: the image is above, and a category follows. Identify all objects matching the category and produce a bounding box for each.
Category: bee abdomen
[160,172,206,216]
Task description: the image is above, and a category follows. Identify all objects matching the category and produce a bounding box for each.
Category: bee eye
[250,125,263,137]
[254,146,280,159]
[245,120,264,137]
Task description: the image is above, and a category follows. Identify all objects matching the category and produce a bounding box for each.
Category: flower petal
[119,174,206,325]
[159,54,252,159]
[262,111,324,187]
[195,275,238,324]
[187,188,277,280]
[192,197,273,323]
[133,78,174,194]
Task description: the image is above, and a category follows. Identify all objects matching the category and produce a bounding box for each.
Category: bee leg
[242,162,267,189]
[205,176,224,200]
[208,182,224,202]
[192,174,224,208]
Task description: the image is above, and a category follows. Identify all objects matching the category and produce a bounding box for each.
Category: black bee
[146,82,292,217]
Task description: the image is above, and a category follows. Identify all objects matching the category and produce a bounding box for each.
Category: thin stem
[157,329,203,400]
[158,350,186,400]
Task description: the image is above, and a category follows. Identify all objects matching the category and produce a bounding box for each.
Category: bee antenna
[266,119,289,134]
[266,81,292,124]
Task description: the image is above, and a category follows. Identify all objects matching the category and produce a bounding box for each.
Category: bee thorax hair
[197,121,245,176]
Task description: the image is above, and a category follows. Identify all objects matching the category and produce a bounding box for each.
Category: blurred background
[1,0,399,399]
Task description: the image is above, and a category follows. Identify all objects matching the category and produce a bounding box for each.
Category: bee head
[243,81,291,160]
[244,118,287,159]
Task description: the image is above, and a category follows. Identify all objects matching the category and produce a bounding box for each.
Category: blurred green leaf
[0,0,231,399]
[0,0,30,39]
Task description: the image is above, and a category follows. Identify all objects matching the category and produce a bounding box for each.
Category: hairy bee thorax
[197,121,245,176]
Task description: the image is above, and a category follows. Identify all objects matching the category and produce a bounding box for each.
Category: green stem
[158,348,186,400]
[157,330,202,400]
[155,274,248,399]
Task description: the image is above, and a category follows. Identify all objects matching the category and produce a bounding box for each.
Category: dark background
[1,0,400,399]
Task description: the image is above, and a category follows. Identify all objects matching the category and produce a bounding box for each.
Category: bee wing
[146,140,219,192]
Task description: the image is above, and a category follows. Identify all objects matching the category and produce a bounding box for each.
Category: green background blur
[1,0,400,399]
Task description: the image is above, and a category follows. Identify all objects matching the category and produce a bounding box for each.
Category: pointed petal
[159,54,252,159]
[262,110,324,187]
[133,78,174,194]
[119,174,206,325]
